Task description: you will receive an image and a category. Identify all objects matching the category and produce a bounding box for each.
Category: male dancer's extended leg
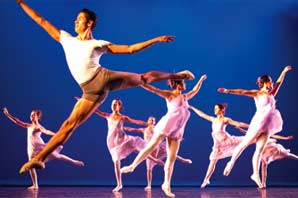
[107,70,194,91]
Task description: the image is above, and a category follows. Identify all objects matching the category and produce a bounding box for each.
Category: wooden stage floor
[1,186,298,198]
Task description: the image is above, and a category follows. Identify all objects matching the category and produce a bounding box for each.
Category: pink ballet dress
[209,120,244,160]
[154,95,190,140]
[261,139,291,164]
[106,116,146,162]
[144,127,167,170]
[27,126,63,162]
[247,94,283,136]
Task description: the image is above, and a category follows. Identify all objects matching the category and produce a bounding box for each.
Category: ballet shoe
[260,183,266,189]
[19,160,45,174]
[184,159,192,164]
[223,161,233,176]
[27,185,38,190]
[144,186,151,191]
[161,184,175,198]
[250,174,262,188]
[112,185,123,192]
[120,166,134,174]
[200,180,210,188]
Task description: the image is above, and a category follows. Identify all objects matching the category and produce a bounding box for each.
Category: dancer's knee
[141,71,157,84]
[140,74,148,84]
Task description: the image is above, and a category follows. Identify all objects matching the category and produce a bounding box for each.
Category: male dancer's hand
[156,35,175,43]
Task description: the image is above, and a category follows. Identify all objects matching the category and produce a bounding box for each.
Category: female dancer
[2,107,84,190]
[121,74,207,197]
[94,99,163,192]
[124,116,192,191]
[189,104,249,188]
[218,65,292,188]
[236,127,297,188]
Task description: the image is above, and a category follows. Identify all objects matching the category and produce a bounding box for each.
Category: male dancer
[16,0,194,173]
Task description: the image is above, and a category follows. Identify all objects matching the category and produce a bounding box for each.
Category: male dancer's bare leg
[19,70,194,173]
[109,70,195,91]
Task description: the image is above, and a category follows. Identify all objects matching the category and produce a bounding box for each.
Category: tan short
[80,67,141,103]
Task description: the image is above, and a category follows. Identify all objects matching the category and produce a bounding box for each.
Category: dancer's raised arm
[189,105,214,122]
[107,36,175,54]
[271,135,294,140]
[185,74,207,100]
[38,125,55,136]
[16,0,60,42]
[218,87,259,98]
[94,109,109,119]
[123,116,148,126]
[270,65,292,96]
[226,118,249,128]
[235,127,293,140]
[123,127,144,133]
[3,107,30,128]
[141,84,172,99]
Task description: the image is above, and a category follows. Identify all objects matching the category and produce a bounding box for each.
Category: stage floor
[1,186,298,198]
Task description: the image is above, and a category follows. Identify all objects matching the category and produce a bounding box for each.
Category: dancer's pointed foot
[27,185,38,190]
[223,161,233,176]
[200,180,210,188]
[177,70,195,80]
[259,184,266,189]
[161,184,175,198]
[260,183,266,189]
[182,159,192,164]
[250,174,262,188]
[120,165,135,174]
[19,160,45,174]
[74,160,84,167]
[112,185,123,192]
[144,186,151,191]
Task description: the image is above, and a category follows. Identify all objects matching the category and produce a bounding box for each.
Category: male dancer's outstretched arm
[17,0,175,53]
[17,0,60,42]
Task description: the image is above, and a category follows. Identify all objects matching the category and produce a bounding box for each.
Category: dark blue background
[0,0,297,186]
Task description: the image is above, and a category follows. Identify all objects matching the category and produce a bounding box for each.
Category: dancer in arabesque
[218,66,292,188]
[3,107,84,190]
[189,104,249,188]
[121,74,207,197]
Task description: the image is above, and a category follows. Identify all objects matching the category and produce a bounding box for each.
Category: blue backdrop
[0,0,297,186]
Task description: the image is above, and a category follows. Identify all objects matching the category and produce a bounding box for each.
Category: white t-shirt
[59,30,110,84]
